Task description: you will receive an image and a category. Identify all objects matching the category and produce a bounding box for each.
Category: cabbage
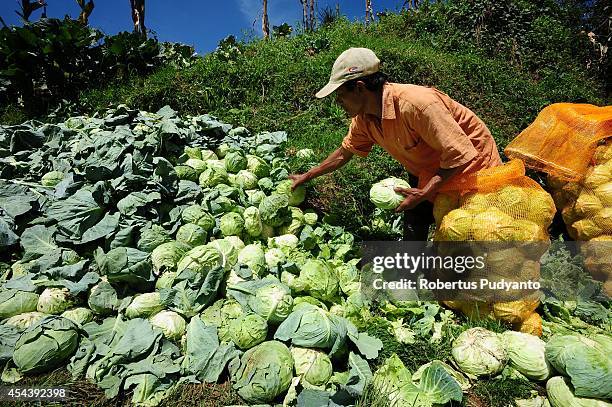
[497,185,529,216]
[433,193,459,225]
[4,311,48,330]
[125,292,164,319]
[215,183,239,199]
[276,180,306,206]
[471,208,515,240]
[200,149,218,161]
[277,207,305,236]
[546,376,612,407]
[150,311,186,341]
[41,170,64,187]
[229,341,294,403]
[215,143,230,158]
[238,244,266,276]
[574,193,604,217]
[200,299,244,343]
[234,170,258,189]
[225,150,248,173]
[572,219,603,240]
[291,259,339,302]
[584,165,611,189]
[369,177,410,210]
[246,190,267,206]
[12,316,80,374]
[184,146,202,160]
[501,331,552,381]
[435,209,473,241]
[545,334,612,399]
[185,158,207,174]
[258,177,274,193]
[220,212,244,236]
[87,280,118,315]
[199,165,228,187]
[155,271,177,290]
[460,192,491,211]
[246,155,271,178]
[137,224,172,252]
[181,205,215,231]
[593,207,612,230]
[208,238,240,269]
[257,193,292,227]
[247,280,294,324]
[229,313,268,350]
[270,234,299,250]
[525,189,556,226]
[174,165,198,182]
[151,241,191,274]
[452,328,507,378]
[60,307,93,325]
[0,290,39,319]
[595,182,612,207]
[243,206,263,237]
[291,347,333,386]
[295,148,316,160]
[176,223,208,247]
[37,288,75,315]
[265,248,286,268]
[177,245,223,274]
[303,210,318,226]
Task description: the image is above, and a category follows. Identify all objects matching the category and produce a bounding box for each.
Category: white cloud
[237,0,302,29]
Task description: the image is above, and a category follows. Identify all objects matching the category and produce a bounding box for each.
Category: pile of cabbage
[0,106,382,406]
[371,326,611,407]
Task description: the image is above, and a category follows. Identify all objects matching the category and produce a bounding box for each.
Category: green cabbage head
[176,223,207,247]
[225,150,248,173]
[276,180,306,206]
[546,376,611,407]
[150,310,186,341]
[259,193,291,227]
[229,313,268,350]
[238,243,266,276]
[243,206,263,237]
[501,331,552,381]
[4,311,48,330]
[125,292,164,319]
[229,340,294,403]
[13,316,80,373]
[37,288,75,315]
[452,328,507,378]
[291,347,333,386]
[220,212,244,237]
[0,289,39,319]
[369,177,411,210]
[177,245,223,274]
[60,307,93,326]
[248,280,294,324]
[151,241,191,274]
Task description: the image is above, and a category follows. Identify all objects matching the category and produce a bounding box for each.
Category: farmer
[290,47,502,240]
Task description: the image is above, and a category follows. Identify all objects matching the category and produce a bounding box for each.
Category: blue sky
[0,1,407,54]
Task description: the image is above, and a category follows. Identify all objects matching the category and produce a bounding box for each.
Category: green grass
[0,368,243,407]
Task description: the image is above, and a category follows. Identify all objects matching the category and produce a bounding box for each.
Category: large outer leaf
[20,225,57,257]
[180,317,240,382]
[545,334,612,399]
[418,361,463,404]
[46,189,104,242]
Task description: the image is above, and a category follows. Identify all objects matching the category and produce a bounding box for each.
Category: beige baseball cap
[315,47,380,98]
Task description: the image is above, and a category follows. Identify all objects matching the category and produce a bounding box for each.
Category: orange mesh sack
[433,160,555,243]
[504,103,612,182]
[547,139,612,291]
[432,160,553,334]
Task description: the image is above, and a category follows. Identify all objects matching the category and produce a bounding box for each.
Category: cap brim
[315,81,343,99]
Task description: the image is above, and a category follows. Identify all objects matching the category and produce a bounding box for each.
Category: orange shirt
[342,83,502,189]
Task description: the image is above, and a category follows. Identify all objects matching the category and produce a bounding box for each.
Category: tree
[76,0,95,25]
[365,0,372,26]
[129,0,146,38]
[16,0,46,22]
[262,0,270,39]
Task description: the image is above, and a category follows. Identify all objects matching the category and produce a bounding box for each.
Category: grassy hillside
[8,12,608,235]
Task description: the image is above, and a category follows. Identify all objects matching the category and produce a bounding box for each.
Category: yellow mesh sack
[546,139,612,286]
[514,311,542,337]
[432,161,553,332]
[504,103,612,182]
[434,160,555,242]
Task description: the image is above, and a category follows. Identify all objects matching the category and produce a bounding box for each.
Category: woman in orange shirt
[290,48,502,240]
